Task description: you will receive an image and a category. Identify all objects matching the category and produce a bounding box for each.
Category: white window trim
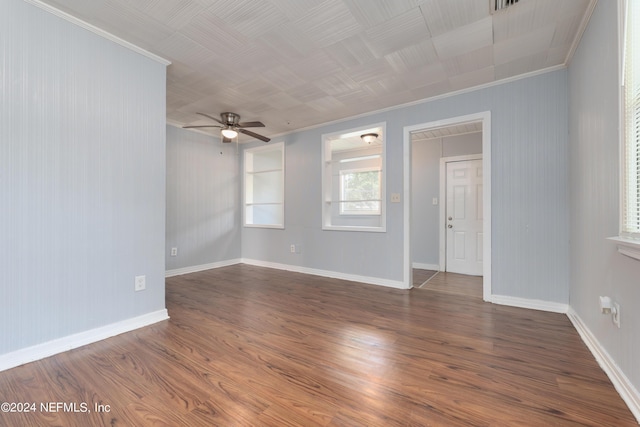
[322,122,386,232]
[243,142,285,229]
[608,236,640,261]
[612,0,640,260]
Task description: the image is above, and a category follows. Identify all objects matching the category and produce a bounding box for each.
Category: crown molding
[23,0,171,66]
[564,0,599,67]
[266,64,567,139]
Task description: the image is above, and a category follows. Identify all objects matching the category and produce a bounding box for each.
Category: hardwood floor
[416,271,483,299]
[412,268,438,288]
[0,264,636,426]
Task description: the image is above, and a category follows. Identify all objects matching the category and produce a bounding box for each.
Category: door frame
[439,154,483,273]
[403,111,491,301]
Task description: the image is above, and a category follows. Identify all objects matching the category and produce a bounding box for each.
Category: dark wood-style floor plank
[412,268,438,287]
[416,270,483,299]
[0,264,636,426]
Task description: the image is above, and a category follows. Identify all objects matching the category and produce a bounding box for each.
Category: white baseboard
[166,258,408,289]
[489,294,568,313]
[0,309,169,372]
[412,262,440,270]
[241,258,408,289]
[165,258,241,277]
[567,308,640,423]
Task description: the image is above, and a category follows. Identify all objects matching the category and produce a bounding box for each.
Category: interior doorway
[403,112,491,301]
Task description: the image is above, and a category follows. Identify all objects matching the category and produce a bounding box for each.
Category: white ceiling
[35,0,595,140]
[328,124,384,152]
[412,121,483,142]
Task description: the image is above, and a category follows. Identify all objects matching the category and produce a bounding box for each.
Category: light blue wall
[242,70,570,302]
[165,126,241,270]
[568,0,640,398]
[0,0,167,354]
[411,139,441,268]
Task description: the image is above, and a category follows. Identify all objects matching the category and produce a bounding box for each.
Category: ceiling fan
[183,112,270,142]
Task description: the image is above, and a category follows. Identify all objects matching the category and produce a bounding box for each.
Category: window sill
[322,225,386,233]
[244,224,285,229]
[608,236,640,261]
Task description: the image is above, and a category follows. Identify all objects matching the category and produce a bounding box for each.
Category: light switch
[432,197,438,205]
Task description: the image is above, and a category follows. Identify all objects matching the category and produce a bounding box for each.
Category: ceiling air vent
[491,0,519,13]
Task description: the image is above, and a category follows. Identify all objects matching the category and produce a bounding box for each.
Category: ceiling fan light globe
[221,128,238,139]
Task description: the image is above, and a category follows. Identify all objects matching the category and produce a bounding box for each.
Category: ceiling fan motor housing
[221,112,240,126]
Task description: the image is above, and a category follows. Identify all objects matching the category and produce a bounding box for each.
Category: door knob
[448,216,452,220]
[448,224,453,228]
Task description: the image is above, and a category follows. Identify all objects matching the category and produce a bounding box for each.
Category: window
[244,142,284,228]
[322,123,386,231]
[612,1,640,261]
[340,167,381,215]
[623,0,640,238]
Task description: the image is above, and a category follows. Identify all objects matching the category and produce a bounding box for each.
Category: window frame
[243,142,285,229]
[322,122,386,232]
[611,0,640,260]
[621,0,640,240]
[339,166,382,216]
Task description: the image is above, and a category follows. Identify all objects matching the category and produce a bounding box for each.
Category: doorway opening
[403,112,491,301]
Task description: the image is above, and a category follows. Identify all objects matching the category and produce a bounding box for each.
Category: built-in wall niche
[244,142,284,228]
[322,123,386,232]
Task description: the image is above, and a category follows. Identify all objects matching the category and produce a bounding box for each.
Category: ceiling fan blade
[183,125,222,129]
[238,121,265,128]
[222,136,232,143]
[239,128,270,142]
[196,112,224,124]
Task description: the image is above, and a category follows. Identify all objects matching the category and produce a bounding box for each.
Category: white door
[445,159,483,276]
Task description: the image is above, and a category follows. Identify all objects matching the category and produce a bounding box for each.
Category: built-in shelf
[244,142,284,228]
[325,199,382,203]
[246,168,282,175]
[245,202,281,206]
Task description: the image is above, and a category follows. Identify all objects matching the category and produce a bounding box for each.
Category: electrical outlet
[171,247,178,257]
[290,244,295,253]
[391,193,401,203]
[134,275,146,292]
[613,302,621,328]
